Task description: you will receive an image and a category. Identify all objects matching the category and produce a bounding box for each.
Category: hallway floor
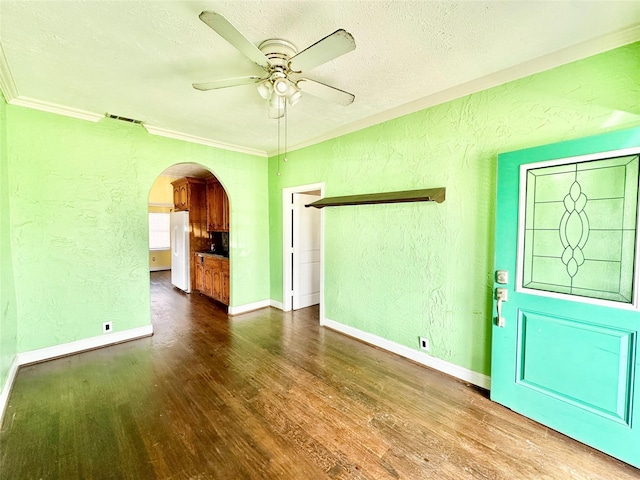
[1,271,638,479]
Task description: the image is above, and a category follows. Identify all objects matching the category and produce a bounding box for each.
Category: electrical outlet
[419,336,430,351]
[103,321,113,334]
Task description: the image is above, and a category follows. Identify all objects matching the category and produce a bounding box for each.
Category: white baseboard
[149,266,170,272]
[0,324,153,428]
[0,357,19,425]
[227,299,283,315]
[228,299,272,315]
[322,318,491,390]
[16,324,154,366]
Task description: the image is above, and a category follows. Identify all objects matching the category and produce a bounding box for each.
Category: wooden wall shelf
[306,187,445,209]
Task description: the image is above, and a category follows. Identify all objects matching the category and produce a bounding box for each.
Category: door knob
[496,287,508,327]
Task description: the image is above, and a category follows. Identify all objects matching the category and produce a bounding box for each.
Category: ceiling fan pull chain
[277,107,282,176]
[284,101,288,162]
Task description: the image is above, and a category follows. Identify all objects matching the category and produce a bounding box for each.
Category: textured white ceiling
[162,162,214,179]
[1,1,639,156]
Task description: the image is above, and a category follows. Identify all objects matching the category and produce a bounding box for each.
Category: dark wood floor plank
[1,271,640,479]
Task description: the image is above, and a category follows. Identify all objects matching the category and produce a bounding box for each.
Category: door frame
[282,183,325,320]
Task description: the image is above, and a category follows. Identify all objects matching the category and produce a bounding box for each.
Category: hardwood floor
[1,271,639,479]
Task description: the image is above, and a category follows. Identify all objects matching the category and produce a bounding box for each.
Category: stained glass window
[522,154,639,303]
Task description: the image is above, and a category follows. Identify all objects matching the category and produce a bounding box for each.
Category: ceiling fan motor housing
[258,39,301,104]
[258,39,298,68]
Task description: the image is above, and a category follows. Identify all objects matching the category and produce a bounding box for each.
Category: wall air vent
[106,113,143,124]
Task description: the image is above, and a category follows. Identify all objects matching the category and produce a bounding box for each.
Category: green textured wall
[268,43,640,376]
[0,93,17,391]
[6,106,270,353]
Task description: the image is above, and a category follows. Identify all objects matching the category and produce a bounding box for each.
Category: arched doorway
[147,162,231,315]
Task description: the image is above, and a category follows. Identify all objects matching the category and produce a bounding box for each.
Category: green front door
[491,127,640,467]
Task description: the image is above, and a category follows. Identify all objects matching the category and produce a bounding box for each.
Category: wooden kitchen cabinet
[222,191,229,231]
[172,177,205,212]
[195,254,204,292]
[203,257,214,297]
[206,177,229,232]
[213,263,222,300]
[171,179,184,211]
[221,261,230,305]
[172,179,186,210]
[195,254,229,306]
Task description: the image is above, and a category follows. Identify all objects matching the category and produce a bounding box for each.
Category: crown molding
[143,124,268,158]
[278,24,640,157]
[9,96,103,122]
[1,41,102,121]
[3,22,638,160]
[0,42,18,101]
[0,41,265,157]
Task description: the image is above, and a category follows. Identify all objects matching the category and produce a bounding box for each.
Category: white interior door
[292,193,321,310]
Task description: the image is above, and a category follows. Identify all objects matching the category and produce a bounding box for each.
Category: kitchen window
[148,212,170,250]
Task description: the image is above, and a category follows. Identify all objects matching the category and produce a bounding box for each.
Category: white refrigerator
[170,211,190,293]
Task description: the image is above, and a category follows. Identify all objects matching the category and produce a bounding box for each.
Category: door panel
[516,310,634,423]
[491,127,640,467]
[293,193,321,310]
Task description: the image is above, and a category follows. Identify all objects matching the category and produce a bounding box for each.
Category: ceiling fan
[193,11,356,119]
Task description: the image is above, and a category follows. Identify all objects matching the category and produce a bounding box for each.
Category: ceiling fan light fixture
[288,84,302,106]
[257,80,272,100]
[269,94,285,112]
[273,77,289,97]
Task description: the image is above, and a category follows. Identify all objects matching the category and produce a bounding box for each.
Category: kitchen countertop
[196,251,229,259]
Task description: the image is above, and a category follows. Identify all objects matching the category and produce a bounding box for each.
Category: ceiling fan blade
[289,29,355,72]
[192,76,264,91]
[199,11,270,69]
[297,78,355,106]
